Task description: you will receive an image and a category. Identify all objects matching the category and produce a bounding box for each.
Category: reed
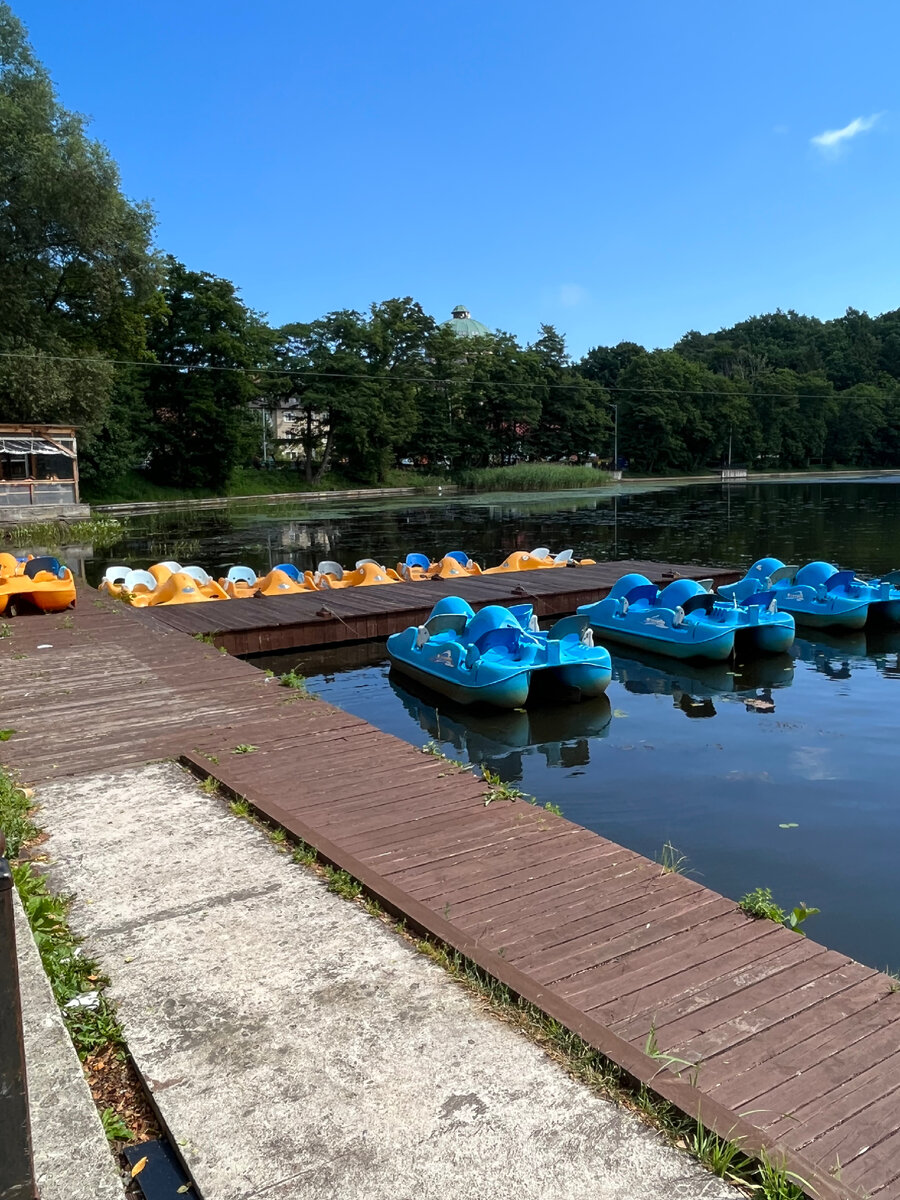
[455,463,607,492]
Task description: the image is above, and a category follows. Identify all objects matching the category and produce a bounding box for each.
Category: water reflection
[612,647,794,718]
[81,477,900,587]
[388,672,612,781]
[792,628,900,682]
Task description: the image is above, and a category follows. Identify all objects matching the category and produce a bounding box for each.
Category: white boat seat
[553,549,574,564]
[226,565,257,585]
[532,547,550,559]
[317,560,343,580]
[103,565,130,586]
[181,565,211,584]
[158,561,182,573]
[123,568,156,593]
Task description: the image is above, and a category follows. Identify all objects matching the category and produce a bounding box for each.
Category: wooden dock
[137,559,741,655]
[2,589,899,1199]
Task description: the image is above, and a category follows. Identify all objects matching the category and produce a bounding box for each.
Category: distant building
[0,425,88,517]
[446,304,491,339]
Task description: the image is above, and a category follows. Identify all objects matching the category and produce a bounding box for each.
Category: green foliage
[232,743,257,755]
[326,868,362,899]
[279,669,309,694]
[144,259,271,490]
[739,887,786,922]
[786,901,820,936]
[0,768,37,856]
[11,860,126,1059]
[100,1106,135,1143]
[481,767,525,805]
[738,887,819,935]
[0,5,159,444]
[0,517,124,549]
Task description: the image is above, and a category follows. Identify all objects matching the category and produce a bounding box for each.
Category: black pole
[0,831,38,1200]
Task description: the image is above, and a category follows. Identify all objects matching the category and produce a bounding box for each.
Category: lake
[84,476,900,970]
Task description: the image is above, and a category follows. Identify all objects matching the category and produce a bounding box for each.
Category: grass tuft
[658,840,689,876]
[279,669,310,694]
[0,771,38,857]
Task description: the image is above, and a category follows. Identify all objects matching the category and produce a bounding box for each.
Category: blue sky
[16,0,900,356]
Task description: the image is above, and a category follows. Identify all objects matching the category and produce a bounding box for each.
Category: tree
[272,298,432,485]
[528,325,611,461]
[143,260,272,490]
[0,4,159,443]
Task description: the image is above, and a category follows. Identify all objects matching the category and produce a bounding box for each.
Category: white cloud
[810,113,882,153]
[558,284,589,308]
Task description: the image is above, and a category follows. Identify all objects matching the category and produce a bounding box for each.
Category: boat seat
[553,549,574,564]
[695,578,714,592]
[878,569,900,586]
[742,590,776,610]
[158,561,182,573]
[424,613,468,637]
[273,563,303,582]
[122,569,156,593]
[103,565,130,586]
[531,547,550,560]
[768,565,798,585]
[181,565,212,584]
[472,626,522,655]
[24,556,64,579]
[355,558,381,568]
[623,583,660,606]
[404,553,431,569]
[227,565,258,585]
[317,560,343,580]
[681,593,716,617]
[825,570,856,592]
[547,614,590,641]
[444,550,469,565]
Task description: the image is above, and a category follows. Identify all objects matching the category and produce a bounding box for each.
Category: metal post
[0,832,37,1200]
[613,403,618,470]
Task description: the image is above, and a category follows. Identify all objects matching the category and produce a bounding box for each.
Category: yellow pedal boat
[0,554,76,614]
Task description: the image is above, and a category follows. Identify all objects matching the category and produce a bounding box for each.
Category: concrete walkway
[14,889,124,1199]
[32,761,738,1200]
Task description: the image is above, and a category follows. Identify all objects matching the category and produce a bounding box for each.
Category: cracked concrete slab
[36,761,738,1200]
[14,887,125,1200]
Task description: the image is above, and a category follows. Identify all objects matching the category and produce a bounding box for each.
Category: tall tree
[0,4,159,443]
[144,260,271,489]
[528,325,611,460]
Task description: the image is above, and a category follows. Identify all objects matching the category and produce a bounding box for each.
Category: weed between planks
[0,765,158,1157]
[215,770,816,1200]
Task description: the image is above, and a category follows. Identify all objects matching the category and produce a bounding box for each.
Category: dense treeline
[3,4,900,491]
[583,310,900,473]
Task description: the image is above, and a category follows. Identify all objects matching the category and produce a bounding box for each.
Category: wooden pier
[136,558,741,655]
[2,578,899,1199]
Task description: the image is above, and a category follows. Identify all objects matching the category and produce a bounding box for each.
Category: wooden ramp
[136,558,740,655]
[2,598,898,1200]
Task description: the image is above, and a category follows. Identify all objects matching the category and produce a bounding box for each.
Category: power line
[0,348,853,402]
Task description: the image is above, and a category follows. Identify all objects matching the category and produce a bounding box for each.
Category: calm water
[80,478,900,969]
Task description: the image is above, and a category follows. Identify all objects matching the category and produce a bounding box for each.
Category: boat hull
[735,621,795,654]
[785,604,869,631]
[582,621,735,662]
[552,662,612,697]
[387,655,532,709]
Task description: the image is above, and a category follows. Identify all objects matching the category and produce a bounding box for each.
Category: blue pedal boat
[386,596,612,708]
[718,558,900,630]
[577,575,794,660]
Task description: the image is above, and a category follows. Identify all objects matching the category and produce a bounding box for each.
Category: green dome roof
[446,304,491,339]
